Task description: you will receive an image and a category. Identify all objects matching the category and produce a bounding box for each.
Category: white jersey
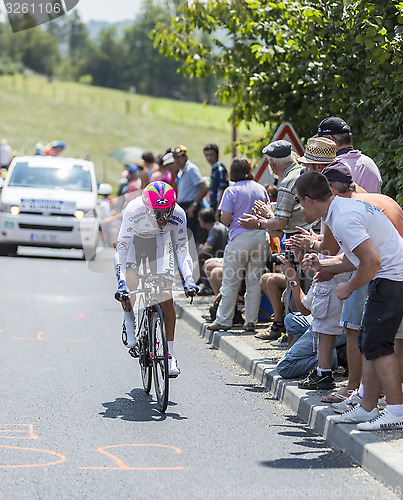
[114,197,194,286]
[325,196,403,281]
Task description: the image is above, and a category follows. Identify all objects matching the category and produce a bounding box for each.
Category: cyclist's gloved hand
[115,280,130,301]
[184,277,198,297]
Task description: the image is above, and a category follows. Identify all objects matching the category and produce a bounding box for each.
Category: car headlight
[74,210,85,219]
[10,205,20,215]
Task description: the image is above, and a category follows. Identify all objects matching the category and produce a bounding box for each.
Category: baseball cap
[171,145,188,157]
[162,152,174,166]
[126,164,139,175]
[317,117,351,136]
[322,161,353,183]
[262,140,292,158]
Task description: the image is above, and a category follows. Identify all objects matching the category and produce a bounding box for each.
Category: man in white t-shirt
[296,171,403,431]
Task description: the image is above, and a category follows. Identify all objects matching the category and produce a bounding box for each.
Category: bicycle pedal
[128,347,139,358]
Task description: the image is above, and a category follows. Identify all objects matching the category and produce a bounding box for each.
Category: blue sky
[76,0,143,22]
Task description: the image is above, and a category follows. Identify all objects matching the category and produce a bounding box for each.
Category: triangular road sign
[272,122,304,156]
[254,122,304,183]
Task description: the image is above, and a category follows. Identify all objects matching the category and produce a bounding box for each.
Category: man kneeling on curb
[297,171,403,431]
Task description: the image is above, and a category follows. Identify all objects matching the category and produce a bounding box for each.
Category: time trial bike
[117,271,195,413]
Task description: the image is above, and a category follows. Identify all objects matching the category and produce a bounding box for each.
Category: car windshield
[8,163,93,192]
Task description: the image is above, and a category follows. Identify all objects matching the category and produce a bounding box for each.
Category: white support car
[0,156,99,256]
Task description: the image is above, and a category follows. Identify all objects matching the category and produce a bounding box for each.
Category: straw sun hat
[298,137,336,164]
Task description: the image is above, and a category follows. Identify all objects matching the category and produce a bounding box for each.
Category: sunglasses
[155,207,175,221]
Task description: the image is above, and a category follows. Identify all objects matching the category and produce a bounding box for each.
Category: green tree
[122,0,217,101]
[67,10,89,66]
[78,26,125,88]
[153,0,403,201]
[17,28,60,75]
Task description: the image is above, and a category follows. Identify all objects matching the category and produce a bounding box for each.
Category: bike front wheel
[136,293,152,393]
[151,304,169,412]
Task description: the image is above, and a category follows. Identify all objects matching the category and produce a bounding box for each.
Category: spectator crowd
[101,116,403,432]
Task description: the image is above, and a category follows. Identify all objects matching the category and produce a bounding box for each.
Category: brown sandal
[321,392,347,403]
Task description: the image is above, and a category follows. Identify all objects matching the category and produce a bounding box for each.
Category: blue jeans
[276,313,347,379]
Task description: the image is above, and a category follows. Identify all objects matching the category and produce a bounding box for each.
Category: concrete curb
[176,299,403,491]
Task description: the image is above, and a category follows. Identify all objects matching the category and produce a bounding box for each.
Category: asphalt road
[0,249,399,499]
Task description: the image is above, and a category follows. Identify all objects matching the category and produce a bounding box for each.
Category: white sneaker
[331,404,378,424]
[168,355,180,378]
[357,409,403,431]
[122,319,137,349]
[332,389,362,414]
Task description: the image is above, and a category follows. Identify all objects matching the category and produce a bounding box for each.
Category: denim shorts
[340,282,369,330]
[358,278,403,360]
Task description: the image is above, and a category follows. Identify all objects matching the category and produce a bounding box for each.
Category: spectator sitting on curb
[276,311,347,380]
[197,208,228,296]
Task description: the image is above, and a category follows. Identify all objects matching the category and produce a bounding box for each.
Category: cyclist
[114,181,198,377]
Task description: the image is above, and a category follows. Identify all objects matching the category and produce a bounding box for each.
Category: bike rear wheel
[151,304,169,412]
[136,294,152,393]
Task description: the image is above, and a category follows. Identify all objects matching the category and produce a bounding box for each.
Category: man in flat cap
[239,139,311,237]
[239,140,313,341]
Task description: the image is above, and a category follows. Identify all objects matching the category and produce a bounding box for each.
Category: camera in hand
[271,249,296,265]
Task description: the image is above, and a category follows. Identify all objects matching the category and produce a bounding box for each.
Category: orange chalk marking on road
[13,331,84,342]
[0,424,39,440]
[79,444,184,470]
[0,446,66,468]
[36,311,86,319]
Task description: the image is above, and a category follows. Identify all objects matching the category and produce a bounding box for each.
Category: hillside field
[0,75,268,188]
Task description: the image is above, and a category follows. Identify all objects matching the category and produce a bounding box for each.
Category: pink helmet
[142,181,176,223]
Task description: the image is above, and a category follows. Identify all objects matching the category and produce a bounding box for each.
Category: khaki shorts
[395,318,403,340]
[305,273,351,336]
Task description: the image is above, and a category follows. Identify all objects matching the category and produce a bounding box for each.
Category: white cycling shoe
[122,320,137,349]
[168,355,181,378]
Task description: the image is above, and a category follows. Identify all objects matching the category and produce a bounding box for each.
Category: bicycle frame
[125,272,181,413]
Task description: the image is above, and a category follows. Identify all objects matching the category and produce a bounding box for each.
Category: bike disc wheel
[136,293,152,393]
[151,304,169,412]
